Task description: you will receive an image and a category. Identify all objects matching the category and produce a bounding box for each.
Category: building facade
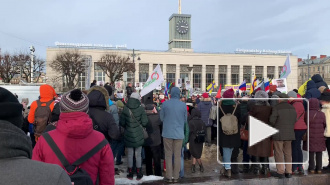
[298,55,330,86]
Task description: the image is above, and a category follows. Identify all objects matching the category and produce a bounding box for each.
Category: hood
[309,98,320,110]
[311,74,324,83]
[307,80,317,90]
[87,86,109,110]
[170,87,180,99]
[56,112,93,138]
[116,100,124,108]
[0,120,32,159]
[191,108,201,118]
[126,98,141,109]
[39,84,56,101]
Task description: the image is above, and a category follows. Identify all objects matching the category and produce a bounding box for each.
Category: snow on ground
[115,176,163,185]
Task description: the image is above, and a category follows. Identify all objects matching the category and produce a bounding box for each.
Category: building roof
[298,56,330,66]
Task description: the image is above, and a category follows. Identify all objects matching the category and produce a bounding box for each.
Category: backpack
[219,104,238,135]
[34,100,53,137]
[194,125,206,143]
[209,105,217,120]
[43,133,108,185]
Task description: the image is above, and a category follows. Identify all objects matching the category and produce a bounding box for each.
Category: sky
[0,0,329,59]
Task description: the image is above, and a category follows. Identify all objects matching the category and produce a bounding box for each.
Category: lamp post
[127,49,141,87]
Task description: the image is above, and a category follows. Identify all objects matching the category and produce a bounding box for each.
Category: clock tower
[168,1,192,52]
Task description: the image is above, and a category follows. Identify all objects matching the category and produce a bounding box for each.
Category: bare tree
[12,53,45,83]
[50,49,86,90]
[0,53,18,83]
[97,53,135,83]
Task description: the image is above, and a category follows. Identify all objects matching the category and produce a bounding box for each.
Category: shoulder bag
[128,109,148,139]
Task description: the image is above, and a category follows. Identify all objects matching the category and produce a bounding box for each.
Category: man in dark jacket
[90,80,97,88]
[144,104,162,176]
[305,80,321,99]
[87,86,119,143]
[269,93,297,178]
[312,74,328,89]
[0,87,71,185]
[126,83,133,99]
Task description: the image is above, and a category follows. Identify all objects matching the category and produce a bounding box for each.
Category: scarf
[0,120,32,159]
[322,104,330,137]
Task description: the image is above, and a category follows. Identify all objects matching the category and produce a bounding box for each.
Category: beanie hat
[130,92,141,101]
[319,89,330,102]
[278,93,289,98]
[104,84,113,96]
[255,90,268,99]
[60,89,89,113]
[223,89,234,98]
[269,85,277,92]
[287,91,297,98]
[0,87,23,128]
[202,93,209,99]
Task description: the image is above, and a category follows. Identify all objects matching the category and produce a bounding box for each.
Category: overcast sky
[0,0,329,59]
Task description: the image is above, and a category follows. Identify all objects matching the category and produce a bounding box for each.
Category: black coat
[145,111,162,147]
[188,109,204,159]
[218,100,241,148]
[311,74,328,89]
[87,86,119,141]
[269,101,296,141]
[126,86,133,98]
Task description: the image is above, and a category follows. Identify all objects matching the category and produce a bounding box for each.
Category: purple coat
[303,98,327,152]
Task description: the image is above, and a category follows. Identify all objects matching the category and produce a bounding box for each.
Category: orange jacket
[28,84,57,124]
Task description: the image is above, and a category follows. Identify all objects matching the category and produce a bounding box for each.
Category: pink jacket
[32,112,114,185]
[291,100,307,130]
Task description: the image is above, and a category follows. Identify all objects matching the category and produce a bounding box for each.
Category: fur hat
[130,92,141,101]
[287,91,297,98]
[0,87,23,128]
[60,89,89,113]
[255,90,268,99]
[318,86,327,94]
[223,89,234,98]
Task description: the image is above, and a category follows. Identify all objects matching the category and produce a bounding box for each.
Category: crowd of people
[0,74,329,184]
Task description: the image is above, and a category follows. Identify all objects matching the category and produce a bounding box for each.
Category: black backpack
[43,133,108,185]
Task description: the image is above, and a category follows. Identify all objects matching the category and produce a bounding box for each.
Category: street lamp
[127,49,141,87]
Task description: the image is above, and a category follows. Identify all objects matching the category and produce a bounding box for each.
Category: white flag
[280,55,291,78]
[140,64,164,97]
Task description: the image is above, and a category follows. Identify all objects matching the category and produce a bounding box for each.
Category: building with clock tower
[168,14,192,52]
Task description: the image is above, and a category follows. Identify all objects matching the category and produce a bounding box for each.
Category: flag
[269,78,273,85]
[140,64,164,97]
[239,80,246,91]
[264,78,270,92]
[215,84,222,99]
[207,80,217,94]
[255,79,265,92]
[280,55,291,78]
[164,83,168,98]
[249,75,257,94]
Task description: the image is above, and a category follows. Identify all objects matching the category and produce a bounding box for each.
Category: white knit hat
[130,92,141,101]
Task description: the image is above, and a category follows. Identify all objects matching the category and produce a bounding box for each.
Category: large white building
[46,12,298,92]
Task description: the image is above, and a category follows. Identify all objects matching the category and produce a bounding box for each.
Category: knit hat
[269,85,277,92]
[287,91,297,98]
[223,89,234,98]
[130,92,141,101]
[319,89,330,102]
[255,90,268,99]
[202,93,209,98]
[277,93,289,98]
[60,89,89,113]
[0,87,23,128]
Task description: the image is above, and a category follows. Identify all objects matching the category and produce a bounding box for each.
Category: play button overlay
[249,116,279,147]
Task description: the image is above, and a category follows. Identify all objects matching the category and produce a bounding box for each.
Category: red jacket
[32,112,114,185]
[290,100,307,130]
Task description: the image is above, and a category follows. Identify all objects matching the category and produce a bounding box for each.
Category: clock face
[176,20,189,34]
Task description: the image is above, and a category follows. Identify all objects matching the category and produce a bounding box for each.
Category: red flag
[215,84,222,99]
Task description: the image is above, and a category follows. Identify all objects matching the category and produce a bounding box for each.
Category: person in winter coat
[87,86,119,142]
[160,87,187,183]
[188,109,205,173]
[197,93,213,146]
[305,80,321,99]
[105,84,120,125]
[303,98,326,173]
[218,89,241,178]
[120,92,148,180]
[28,84,57,141]
[0,87,71,185]
[319,89,330,170]
[90,80,97,88]
[312,74,328,89]
[269,93,297,179]
[179,120,190,178]
[33,89,115,185]
[247,91,272,175]
[126,83,133,99]
[144,104,162,176]
[287,91,307,174]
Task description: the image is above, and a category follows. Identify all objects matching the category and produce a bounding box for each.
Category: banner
[115,81,124,90]
[140,64,164,97]
[185,80,191,89]
[177,78,182,88]
[280,55,291,78]
[272,78,287,93]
